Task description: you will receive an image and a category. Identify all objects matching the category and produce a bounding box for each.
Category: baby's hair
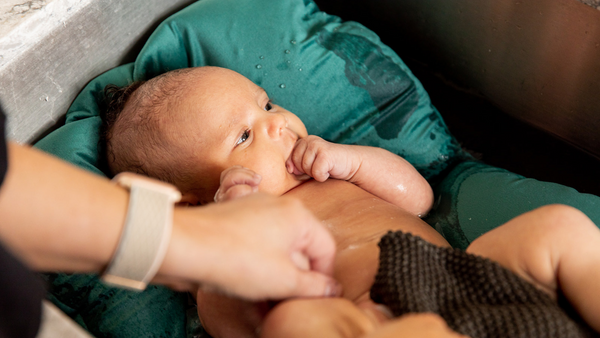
[99,68,198,187]
[101,82,145,142]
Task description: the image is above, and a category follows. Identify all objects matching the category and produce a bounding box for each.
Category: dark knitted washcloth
[370,231,598,338]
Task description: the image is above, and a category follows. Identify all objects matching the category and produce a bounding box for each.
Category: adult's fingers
[297,209,337,277]
[289,270,343,298]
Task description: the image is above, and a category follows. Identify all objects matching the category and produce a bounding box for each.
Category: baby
[100,66,600,338]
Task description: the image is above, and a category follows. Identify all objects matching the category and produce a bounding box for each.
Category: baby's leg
[196,289,269,338]
[362,314,468,338]
[466,204,600,332]
[260,298,378,338]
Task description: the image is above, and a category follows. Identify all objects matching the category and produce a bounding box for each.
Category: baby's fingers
[309,154,332,182]
[288,139,308,176]
[288,137,332,182]
[297,139,331,182]
[215,166,262,202]
[220,166,261,188]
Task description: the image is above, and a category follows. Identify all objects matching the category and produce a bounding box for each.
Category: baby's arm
[287,136,433,216]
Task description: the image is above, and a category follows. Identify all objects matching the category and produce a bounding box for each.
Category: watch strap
[102,173,181,290]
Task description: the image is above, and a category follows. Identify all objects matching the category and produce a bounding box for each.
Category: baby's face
[167,67,308,203]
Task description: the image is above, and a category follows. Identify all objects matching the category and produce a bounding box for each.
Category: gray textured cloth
[370,231,598,338]
[579,0,600,10]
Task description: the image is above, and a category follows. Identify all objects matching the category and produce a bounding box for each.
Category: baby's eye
[264,101,273,111]
[236,130,250,145]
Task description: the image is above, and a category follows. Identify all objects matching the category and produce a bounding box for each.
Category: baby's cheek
[258,171,301,197]
[286,113,308,138]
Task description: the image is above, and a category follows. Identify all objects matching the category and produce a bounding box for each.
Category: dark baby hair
[98,81,145,177]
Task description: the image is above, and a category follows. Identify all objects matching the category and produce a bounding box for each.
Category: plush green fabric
[134,0,463,179]
[33,0,600,336]
[425,161,600,250]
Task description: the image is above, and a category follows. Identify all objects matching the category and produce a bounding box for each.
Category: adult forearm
[0,143,339,300]
[0,142,126,272]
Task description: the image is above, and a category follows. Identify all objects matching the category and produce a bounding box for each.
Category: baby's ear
[177,192,200,207]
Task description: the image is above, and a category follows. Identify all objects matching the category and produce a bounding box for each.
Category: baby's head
[101,66,308,205]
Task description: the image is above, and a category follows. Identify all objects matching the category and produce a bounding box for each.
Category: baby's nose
[266,113,288,138]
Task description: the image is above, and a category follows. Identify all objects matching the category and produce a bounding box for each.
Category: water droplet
[284,50,290,54]
[286,60,291,64]
[256,64,262,69]
[290,40,296,44]
[263,72,268,76]
[298,68,303,72]
[259,55,265,59]
[279,84,286,89]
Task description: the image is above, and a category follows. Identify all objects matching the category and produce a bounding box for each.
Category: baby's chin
[281,173,312,194]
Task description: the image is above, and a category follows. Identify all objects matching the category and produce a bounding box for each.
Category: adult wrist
[153,207,214,291]
[101,173,181,290]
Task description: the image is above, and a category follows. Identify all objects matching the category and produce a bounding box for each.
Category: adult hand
[0,143,338,301]
[155,193,341,301]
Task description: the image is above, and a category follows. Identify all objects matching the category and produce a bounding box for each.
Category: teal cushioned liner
[425,161,600,250]
[43,274,188,338]
[32,0,600,336]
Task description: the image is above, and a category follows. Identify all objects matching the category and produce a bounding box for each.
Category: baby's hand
[214,166,262,203]
[286,135,359,182]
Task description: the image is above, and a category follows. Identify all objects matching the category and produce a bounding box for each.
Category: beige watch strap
[102,173,181,290]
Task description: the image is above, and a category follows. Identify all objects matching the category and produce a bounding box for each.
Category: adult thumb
[290,271,343,298]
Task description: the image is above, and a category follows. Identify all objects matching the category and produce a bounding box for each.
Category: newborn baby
[100,66,600,338]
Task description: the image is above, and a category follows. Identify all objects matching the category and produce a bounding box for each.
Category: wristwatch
[101,172,181,290]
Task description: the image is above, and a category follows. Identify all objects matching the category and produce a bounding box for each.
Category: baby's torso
[286,179,449,304]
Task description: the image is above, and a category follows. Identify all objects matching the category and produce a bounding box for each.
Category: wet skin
[196,178,448,338]
[286,179,449,306]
